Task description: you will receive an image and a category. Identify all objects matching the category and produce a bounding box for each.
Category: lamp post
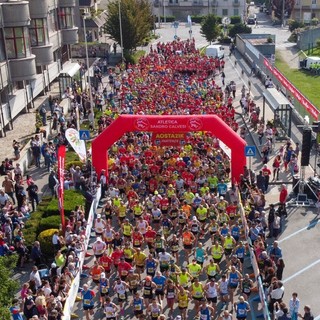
[118,0,124,61]
[82,13,94,127]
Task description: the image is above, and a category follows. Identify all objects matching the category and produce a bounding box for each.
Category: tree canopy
[228,23,252,38]
[104,0,153,52]
[200,14,221,44]
[272,0,295,20]
[0,255,19,320]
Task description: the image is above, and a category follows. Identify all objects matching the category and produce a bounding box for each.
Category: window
[312,0,316,4]
[29,19,48,47]
[4,27,30,59]
[234,8,239,15]
[58,7,74,29]
[222,9,228,15]
[0,31,6,61]
[48,10,58,33]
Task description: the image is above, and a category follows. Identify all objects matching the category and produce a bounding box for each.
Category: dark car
[247,16,256,24]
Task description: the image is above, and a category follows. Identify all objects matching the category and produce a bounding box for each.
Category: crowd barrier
[62,187,101,320]
[238,191,271,320]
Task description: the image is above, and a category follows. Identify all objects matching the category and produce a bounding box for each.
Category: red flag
[58,145,66,233]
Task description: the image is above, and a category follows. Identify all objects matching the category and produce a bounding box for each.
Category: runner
[177,286,189,320]
[132,292,144,319]
[113,277,129,315]
[190,277,205,317]
[81,284,95,320]
[234,296,250,320]
[104,296,119,320]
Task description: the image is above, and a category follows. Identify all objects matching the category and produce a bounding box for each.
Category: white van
[205,45,224,59]
[302,56,320,69]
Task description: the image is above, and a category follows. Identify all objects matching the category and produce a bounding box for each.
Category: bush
[312,18,319,26]
[288,19,304,32]
[65,160,84,170]
[38,229,59,258]
[191,15,205,23]
[39,215,62,233]
[23,211,44,246]
[160,16,175,22]
[230,16,241,24]
[219,37,232,44]
[228,23,252,38]
[124,50,146,64]
[44,190,85,217]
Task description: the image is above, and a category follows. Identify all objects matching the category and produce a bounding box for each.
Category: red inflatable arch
[92,115,246,182]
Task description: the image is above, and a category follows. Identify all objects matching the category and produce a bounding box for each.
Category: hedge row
[23,190,85,249]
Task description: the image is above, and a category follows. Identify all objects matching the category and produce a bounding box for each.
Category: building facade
[153,0,246,21]
[292,0,320,22]
[0,0,79,136]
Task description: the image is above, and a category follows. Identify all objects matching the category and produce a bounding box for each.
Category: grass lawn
[275,54,320,108]
[304,47,320,57]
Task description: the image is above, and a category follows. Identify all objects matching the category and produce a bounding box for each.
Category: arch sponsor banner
[92,115,247,183]
[151,132,187,147]
[264,58,320,120]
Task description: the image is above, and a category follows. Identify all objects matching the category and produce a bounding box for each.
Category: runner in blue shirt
[199,299,215,320]
[153,271,167,303]
[195,243,207,266]
[132,292,144,319]
[81,283,96,320]
[234,296,250,320]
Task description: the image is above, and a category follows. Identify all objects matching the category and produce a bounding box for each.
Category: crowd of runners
[5,39,314,320]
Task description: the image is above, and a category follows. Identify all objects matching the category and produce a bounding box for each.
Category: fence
[238,191,271,320]
[62,187,101,320]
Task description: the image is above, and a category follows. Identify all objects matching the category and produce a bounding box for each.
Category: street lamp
[82,13,94,128]
[118,0,124,61]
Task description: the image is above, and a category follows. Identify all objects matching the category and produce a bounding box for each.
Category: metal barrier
[238,190,271,320]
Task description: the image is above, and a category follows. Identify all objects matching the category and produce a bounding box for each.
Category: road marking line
[278,219,320,243]
[283,259,320,284]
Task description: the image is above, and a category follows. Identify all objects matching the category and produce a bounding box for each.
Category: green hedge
[65,160,84,170]
[38,229,59,258]
[39,215,62,233]
[44,190,85,217]
[23,190,85,246]
[160,16,175,22]
[191,15,205,23]
[230,16,241,24]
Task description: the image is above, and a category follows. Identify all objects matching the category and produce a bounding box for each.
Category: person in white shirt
[30,266,42,289]
[289,292,300,320]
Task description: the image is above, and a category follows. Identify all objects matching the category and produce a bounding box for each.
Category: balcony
[31,44,54,66]
[29,0,49,18]
[9,55,37,81]
[59,0,76,7]
[2,1,30,27]
[61,27,79,45]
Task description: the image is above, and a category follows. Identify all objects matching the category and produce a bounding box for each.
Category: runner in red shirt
[145,226,157,253]
[118,257,132,280]
[111,247,124,269]
[132,228,144,248]
[160,196,170,215]
[99,251,113,275]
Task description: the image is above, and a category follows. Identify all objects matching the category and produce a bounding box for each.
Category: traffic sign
[245,146,256,157]
[79,129,90,140]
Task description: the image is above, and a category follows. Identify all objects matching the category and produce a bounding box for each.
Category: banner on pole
[58,145,66,232]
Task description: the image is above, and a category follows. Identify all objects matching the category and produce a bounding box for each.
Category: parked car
[247,14,256,24]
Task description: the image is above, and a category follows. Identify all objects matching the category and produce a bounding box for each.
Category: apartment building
[0,0,79,136]
[153,0,246,21]
[292,0,320,22]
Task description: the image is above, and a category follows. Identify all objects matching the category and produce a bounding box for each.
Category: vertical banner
[58,145,66,233]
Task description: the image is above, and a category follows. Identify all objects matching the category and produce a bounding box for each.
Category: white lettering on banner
[264,58,319,119]
[61,187,101,320]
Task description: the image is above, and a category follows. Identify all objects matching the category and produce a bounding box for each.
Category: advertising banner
[57,145,66,231]
[264,58,320,119]
[65,128,87,162]
[151,132,187,146]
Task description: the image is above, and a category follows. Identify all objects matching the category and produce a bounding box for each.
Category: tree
[228,23,252,38]
[104,0,153,52]
[0,255,19,320]
[272,0,295,20]
[200,14,221,44]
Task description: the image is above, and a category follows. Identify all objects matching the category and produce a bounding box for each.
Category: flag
[187,15,192,26]
[58,145,66,232]
[65,128,87,162]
